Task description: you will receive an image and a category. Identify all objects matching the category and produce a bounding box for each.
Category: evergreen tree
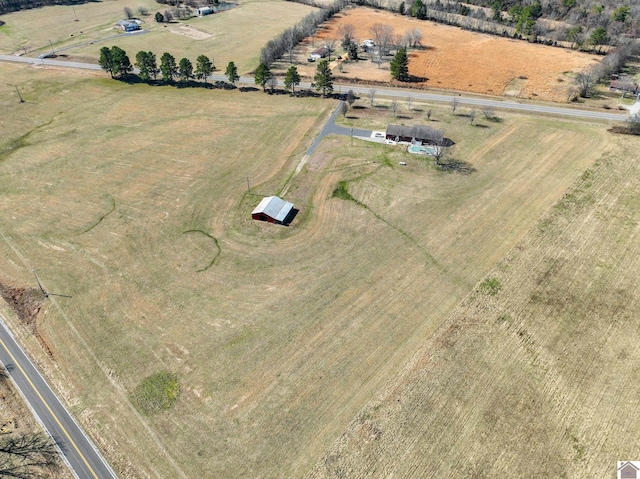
[284,65,301,93]
[313,60,333,97]
[411,0,426,19]
[254,63,271,92]
[178,57,193,82]
[110,46,132,78]
[135,51,157,82]
[347,42,358,61]
[160,52,177,82]
[390,47,409,81]
[195,55,214,82]
[98,46,114,78]
[225,61,239,84]
[147,51,159,80]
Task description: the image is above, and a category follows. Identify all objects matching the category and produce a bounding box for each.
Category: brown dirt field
[300,7,600,102]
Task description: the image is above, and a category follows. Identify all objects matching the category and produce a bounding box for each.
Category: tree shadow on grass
[437,159,476,175]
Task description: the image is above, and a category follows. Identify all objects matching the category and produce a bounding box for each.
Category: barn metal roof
[251,196,294,222]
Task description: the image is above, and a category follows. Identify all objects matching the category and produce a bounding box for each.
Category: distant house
[310,46,330,60]
[196,6,213,16]
[251,196,294,224]
[115,19,141,32]
[385,125,444,145]
[620,462,640,479]
[610,80,639,94]
[360,39,375,51]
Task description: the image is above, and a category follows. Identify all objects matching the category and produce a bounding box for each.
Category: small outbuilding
[196,6,213,15]
[310,46,330,60]
[610,80,638,95]
[385,125,444,145]
[251,196,294,224]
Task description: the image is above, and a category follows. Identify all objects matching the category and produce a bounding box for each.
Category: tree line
[0,0,89,14]
[260,0,347,67]
[98,46,215,84]
[99,45,341,98]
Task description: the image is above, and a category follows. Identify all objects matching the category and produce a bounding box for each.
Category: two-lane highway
[0,54,629,122]
[0,314,118,479]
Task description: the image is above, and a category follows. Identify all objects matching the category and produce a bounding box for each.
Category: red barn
[251,196,294,224]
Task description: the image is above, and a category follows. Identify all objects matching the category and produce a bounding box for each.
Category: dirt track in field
[307,7,600,102]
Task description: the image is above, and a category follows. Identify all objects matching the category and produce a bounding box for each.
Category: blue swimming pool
[407,145,436,155]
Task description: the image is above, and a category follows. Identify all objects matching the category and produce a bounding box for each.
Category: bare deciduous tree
[391,99,399,117]
[325,39,337,61]
[124,6,134,19]
[268,75,278,93]
[406,95,412,111]
[0,432,60,478]
[432,144,448,166]
[369,89,376,106]
[370,23,394,64]
[575,63,603,98]
[426,109,432,120]
[405,28,423,48]
[338,23,356,48]
[451,97,459,114]
[469,109,476,124]
[481,105,495,120]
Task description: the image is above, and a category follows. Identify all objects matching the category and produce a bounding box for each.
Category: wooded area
[0,0,92,15]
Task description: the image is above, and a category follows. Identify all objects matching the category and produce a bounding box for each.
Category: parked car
[307,57,315,62]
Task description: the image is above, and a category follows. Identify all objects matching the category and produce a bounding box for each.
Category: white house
[196,6,213,16]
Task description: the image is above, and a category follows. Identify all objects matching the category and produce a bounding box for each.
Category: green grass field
[0,0,317,73]
[0,62,632,478]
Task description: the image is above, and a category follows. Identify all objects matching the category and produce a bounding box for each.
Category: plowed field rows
[308,134,640,478]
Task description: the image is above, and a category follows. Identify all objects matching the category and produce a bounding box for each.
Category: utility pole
[246,176,250,194]
[72,6,79,21]
[48,39,54,56]
[15,86,24,103]
[350,127,353,147]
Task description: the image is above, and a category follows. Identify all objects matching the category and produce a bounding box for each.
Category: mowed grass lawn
[0,63,619,478]
[0,0,317,73]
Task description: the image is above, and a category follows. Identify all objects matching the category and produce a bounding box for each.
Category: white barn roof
[251,196,294,222]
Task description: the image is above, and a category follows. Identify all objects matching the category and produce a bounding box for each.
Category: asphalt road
[0,314,118,479]
[0,54,629,122]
